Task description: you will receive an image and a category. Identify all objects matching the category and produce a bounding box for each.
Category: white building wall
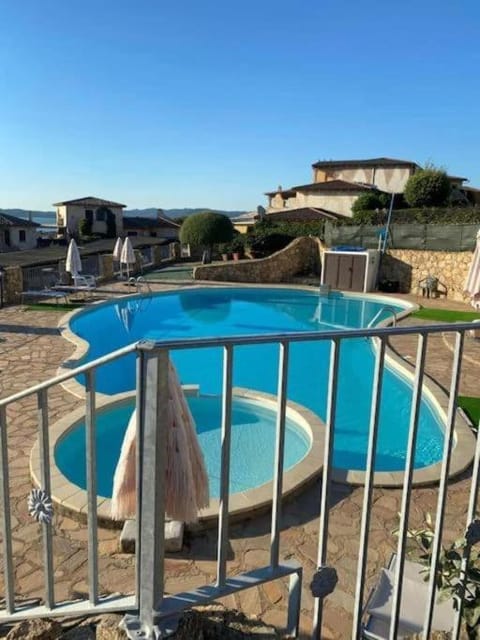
[298,192,358,217]
[0,226,38,251]
[58,204,124,236]
[314,166,414,193]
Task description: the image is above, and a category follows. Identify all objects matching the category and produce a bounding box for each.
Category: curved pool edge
[338,332,475,488]
[55,284,418,400]
[30,387,325,529]
[53,285,476,488]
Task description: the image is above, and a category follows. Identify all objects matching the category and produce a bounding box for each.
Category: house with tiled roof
[123,210,180,240]
[266,156,479,219]
[0,212,39,251]
[266,157,421,219]
[54,196,126,238]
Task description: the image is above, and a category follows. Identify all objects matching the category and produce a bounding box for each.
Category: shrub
[352,191,390,215]
[335,206,480,226]
[179,212,234,249]
[78,218,92,237]
[404,166,451,207]
[230,236,246,254]
[247,232,294,257]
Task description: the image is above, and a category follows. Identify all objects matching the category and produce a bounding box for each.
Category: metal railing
[81,254,101,277]
[367,305,398,328]
[22,264,60,291]
[139,247,154,267]
[0,321,479,639]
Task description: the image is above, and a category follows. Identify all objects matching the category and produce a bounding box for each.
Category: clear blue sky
[1,0,479,211]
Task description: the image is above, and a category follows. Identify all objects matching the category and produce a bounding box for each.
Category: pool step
[120,519,184,553]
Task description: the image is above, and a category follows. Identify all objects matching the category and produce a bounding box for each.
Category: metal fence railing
[81,254,101,277]
[139,247,152,268]
[0,321,479,638]
[22,264,60,291]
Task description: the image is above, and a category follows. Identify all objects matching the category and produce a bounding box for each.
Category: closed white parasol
[65,239,82,277]
[111,360,209,523]
[120,237,136,279]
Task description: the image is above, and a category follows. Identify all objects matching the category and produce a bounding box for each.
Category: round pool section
[31,389,324,526]
[55,394,311,498]
[61,286,450,475]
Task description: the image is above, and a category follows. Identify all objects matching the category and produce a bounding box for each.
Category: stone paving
[0,288,479,638]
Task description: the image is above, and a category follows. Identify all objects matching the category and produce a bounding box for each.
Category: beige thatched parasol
[111,360,209,523]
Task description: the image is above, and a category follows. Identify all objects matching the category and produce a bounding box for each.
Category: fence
[139,247,154,268]
[324,222,479,252]
[0,321,479,639]
[22,264,62,291]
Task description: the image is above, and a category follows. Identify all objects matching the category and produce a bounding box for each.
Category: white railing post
[131,345,169,639]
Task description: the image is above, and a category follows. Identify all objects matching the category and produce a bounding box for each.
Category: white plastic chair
[363,554,454,639]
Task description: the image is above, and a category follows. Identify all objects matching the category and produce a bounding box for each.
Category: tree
[404,166,451,207]
[179,212,234,261]
[351,191,391,215]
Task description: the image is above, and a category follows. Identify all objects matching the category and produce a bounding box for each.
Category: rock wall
[194,237,322,283]
[380,249,473,301]
[3,266,23,304]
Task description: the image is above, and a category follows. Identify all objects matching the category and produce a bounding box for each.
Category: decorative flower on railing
[28,489,53,524]
[310,566,338,598]
[466,519,480,547]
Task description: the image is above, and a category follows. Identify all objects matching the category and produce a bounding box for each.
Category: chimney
[278,185,282,192]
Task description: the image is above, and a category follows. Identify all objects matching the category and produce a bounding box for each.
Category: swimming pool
[55,394,311,499]
[62,287,445,475]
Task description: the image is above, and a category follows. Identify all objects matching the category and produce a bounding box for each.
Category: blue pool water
[65,287,444,476]
[55,396,310,498]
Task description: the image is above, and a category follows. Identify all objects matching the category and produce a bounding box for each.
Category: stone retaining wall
[380,249,473,301]
[194,237,322,283]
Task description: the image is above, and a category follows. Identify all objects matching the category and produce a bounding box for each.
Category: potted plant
[218,243,231,261]
[394,514,480,638]
[231,237,245,261]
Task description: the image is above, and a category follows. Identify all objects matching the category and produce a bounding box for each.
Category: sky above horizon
[1,0,479,212]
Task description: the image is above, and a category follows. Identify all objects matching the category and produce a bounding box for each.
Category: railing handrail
[137,320,476,352]
[0,342,137,407]
[1,319,477,408]
[367,305,398,328]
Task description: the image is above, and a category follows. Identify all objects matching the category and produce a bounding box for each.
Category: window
[19,229,26,242]
[150,231,157,237]
[96,208,105,222]
[127,231,138,236]
[85,210,93,224]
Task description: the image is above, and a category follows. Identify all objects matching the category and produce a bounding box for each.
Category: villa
[54,196,127,238]
[266,156,480,218]
[123,209,180,240]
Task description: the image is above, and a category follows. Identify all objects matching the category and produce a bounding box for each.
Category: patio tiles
[0,292,479,638]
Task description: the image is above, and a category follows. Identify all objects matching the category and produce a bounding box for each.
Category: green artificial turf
[458,396,480,428]
[24,302,84,312]
[411,307,480,323]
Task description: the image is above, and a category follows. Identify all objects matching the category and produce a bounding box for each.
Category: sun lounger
[363,554,454,639]
[21,290,69,305]
[53,274,98,300]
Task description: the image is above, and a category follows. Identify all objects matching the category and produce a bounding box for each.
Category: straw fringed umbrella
[166,362,209,520]
[111,410,136,520]
[111,360,209,523]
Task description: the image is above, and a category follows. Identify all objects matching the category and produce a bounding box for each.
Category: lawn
[24,302,85,312]
[411,307,480,323]
[458,396,480,428]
